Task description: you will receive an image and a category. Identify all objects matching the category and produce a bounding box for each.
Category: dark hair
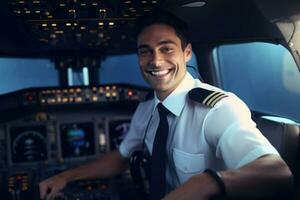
[135,11,190,50]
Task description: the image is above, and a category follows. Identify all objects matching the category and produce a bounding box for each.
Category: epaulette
[188,88,228,107]
[142,90,154,101]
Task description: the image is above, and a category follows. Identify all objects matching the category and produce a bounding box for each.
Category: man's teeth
[151,70,169,76]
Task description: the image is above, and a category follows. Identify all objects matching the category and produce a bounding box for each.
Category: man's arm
[39,150,128,200]
[163,154,293,200]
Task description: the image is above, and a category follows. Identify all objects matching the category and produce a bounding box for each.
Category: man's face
[137,24,192,100]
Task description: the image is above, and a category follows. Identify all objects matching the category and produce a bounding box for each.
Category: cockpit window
[0,58,58,95]
[0,52,199,94]
[99,54,147,87]
[214,42,300,122]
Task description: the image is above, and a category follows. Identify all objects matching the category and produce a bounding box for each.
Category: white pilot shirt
[119,72,279,191]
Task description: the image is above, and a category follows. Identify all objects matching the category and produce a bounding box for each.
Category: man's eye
[138,49,151,56]
[161,47,173,53]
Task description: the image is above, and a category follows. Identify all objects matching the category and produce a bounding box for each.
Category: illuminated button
[92,96,98,102]
[106,92,111,97]
[127,90,133,96]
[52,98,57,103]
[105,86,110,90]
[75,97,83,102]
[112,92,117,97]
[99,133,106,145]
[76,88,81,93]
[62,97,68,103]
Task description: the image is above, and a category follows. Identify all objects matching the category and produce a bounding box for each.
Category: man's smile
[147,69,173,78]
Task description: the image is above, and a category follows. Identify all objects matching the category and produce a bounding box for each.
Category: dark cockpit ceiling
[0,0,299,67]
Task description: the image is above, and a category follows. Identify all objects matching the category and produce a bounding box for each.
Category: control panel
[0,84,148,200]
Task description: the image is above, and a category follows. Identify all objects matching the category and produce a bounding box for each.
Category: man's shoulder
[188,84,229,108]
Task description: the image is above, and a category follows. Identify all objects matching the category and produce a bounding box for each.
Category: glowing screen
[60,123,95,158]
[10,125,47,163]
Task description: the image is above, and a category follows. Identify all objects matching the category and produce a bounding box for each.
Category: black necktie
[150,103,170,200]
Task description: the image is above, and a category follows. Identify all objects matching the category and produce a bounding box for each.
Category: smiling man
[137,23,191,100]
[39,12,293,200]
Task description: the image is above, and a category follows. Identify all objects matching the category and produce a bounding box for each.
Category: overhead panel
[7,0,165,54]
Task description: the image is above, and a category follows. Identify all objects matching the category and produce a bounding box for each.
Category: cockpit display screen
[60,122,95,158]
[10,125,48,164]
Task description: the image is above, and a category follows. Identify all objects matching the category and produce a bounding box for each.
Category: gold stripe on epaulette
[203,91,219,105]
[210,94,228,107]
[206,92,224,106]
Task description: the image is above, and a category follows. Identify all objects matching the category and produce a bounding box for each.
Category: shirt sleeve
[118,102,148,158]
[204,93,279,169]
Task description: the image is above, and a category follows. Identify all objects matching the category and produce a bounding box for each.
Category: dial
[10,126,47,163]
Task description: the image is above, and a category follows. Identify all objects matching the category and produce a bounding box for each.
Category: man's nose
[150,52,164,67]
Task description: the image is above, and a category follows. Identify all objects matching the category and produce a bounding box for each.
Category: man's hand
[39,174,68,200]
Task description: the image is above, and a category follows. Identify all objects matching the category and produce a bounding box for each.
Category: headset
[129,115,153,199]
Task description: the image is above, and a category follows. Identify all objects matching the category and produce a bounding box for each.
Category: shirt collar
[152,72,196,117]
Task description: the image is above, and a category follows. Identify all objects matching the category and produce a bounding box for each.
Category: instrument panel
[9,125,48,163]
[0,84,149,200]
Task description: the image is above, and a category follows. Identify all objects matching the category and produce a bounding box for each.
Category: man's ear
[184,43,193,62]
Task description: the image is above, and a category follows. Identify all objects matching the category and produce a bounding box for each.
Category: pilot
[39,12,293,200]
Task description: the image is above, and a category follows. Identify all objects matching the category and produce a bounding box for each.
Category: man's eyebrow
[158,40,177,46]
[137,40,177,49]
[137,44,150,50]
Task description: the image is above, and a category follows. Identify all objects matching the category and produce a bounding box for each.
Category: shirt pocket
[173,148,205,184]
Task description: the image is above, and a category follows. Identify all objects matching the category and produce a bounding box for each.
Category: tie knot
[157,103,170,117]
